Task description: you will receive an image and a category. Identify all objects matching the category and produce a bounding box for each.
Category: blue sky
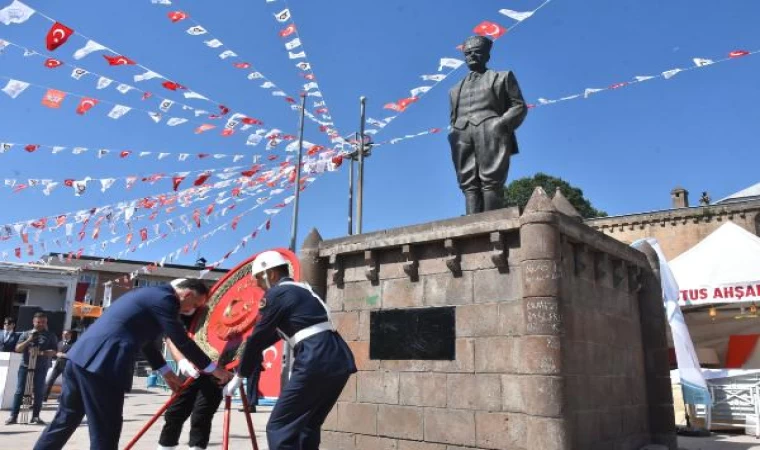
[0,0,759,270]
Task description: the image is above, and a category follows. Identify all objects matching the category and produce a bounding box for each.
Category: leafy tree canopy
[503,172,608,218]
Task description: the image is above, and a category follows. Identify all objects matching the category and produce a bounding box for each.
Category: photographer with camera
[5,312,58,425]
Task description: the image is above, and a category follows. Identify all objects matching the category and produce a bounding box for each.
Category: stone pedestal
[300,188,676,450]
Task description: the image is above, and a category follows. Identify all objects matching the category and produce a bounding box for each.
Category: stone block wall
[299,189,676,450]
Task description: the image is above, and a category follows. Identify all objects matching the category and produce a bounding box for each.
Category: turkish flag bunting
[301,73,316,80]
[729,50,750,58]
[198,153,210,159]
[279,24,296,38]
[231,187,241,197]
[285,97,296,104]
[142,92,153,100]
[332,155,344,167]
[430,128,442,134]
[265,219,271,230]
[193,173,211,186]
[473,21,507,39]
[162,81,186,91]
[46,22,75,51]
[241,117,262,125]
[120,151,131,158]
[192,210,201,227]
[233,62,251,69]
[221,129,234,137]
[44,58,63,68]
[148,211,158,220]
[267,155,278,161]
[14,248,20,258]
[609,82,628,89]
[76,97,98,115]
[205,204,214,216]
[103,55,136,66]
[307,145,324,155]
[172,175,185,191]
[31,218,47,229]
[208,105,230,119]
[64,179,74,187]
[20,232,28,244]
[56,215,66,227]
[288,172,296,183]
[139,228,148,241]
[126,233,133,245]
[231,215,241,230]
[168,11,188,23]
[25,144,39,152]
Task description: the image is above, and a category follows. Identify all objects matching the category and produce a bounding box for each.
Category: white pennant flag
[272,90,286,97]
[107,104,131,119]
[71,68,88,80]
[73,40,107,60]
[167,117,188,126]
[178,153,190,161]
[186,26,207,36]
[410,86,432,97]
[0,0,35,25]
[159,99,174,112]
[72,178,89,197]
[303,82,319,91]
[116,84,132,94]
[260,81,275,89]
[559,94,581,101]
[97,149,109,158]
[158,152,170,159]
[285,38,302,50]
[139,152,151,157]
[439,58,464,71]
[584,88,603,98]
[288,50,306,59]
[218,50,237,59]
[1,79,29,99]
[367,118,386,128]
[307,91,322,98]
[274,9,291,22]
[662,68,683,80]
[247,72,263,80]
[148,112,162,123]
[0,143,12,153]
[96,77,113,90]
[184,91,208,100]
[498,8,534,22]
[634,75,655,82]
[22,49,35,57]
[233,155,244,163]
[193,109,208,117]
[42,182,58,196]
[693,58,714,67]
[246,134,263,146]
[296,62,311,71]
[134,70,161,82]
[100,178,116,192]
[72,147,87,155]
[52,146,66,154]
[204,39,223,48]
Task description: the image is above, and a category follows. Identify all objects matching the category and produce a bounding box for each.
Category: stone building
[586,184,760,260]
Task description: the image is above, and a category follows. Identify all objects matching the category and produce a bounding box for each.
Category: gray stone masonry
[300,188,676,450]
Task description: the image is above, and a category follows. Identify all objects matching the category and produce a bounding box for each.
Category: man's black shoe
[29,417,45,425]
[4,417,17,425]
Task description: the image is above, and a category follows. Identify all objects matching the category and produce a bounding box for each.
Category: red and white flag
[473,21,507,39]
[41,89,66,108]
[279,24,296,38]
[44,58,63,68]
[103,55,136,66]
[46,22,74,51]
[76,97,98,115]
[729,50,750,58]
[168,11,187,23]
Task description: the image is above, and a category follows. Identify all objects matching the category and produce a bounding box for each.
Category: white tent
[671,221,760,307]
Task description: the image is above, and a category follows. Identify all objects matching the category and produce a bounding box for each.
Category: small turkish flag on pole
[103,55,136,66]
[46,22,74,51]
[473,21,507,39]
[44,58,63,68]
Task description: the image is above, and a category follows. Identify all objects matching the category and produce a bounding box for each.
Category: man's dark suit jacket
[0,329,19,352]
[67,285,212,391]
[449,69,527,155]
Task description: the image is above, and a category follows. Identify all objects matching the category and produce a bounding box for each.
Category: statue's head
[462,35,493,71]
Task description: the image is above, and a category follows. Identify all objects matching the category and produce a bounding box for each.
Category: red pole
[239,384,260,450]
[222,395,232,450]
[122,377,195,450]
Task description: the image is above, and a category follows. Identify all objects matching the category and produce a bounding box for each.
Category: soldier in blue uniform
[223,251,356,450]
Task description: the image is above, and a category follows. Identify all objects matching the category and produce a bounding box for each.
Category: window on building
[134,278,168,288]
[78,273,99,304]
[13,289,29,306]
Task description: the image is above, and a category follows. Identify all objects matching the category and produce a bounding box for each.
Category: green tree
[503,173,608,218]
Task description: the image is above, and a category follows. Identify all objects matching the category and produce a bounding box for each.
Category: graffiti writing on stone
[525,299,562,334]
[524,260,561,283]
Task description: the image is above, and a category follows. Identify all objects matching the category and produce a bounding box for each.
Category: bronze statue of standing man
[448,35,527,214]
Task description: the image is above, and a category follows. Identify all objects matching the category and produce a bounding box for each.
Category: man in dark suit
[43,329,75,402]
[0,317,19,352]
[223,251,356,450]
[448,35,527,214]
[33,278,233,450]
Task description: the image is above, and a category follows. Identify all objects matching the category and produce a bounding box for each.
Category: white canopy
[671,221,760,307]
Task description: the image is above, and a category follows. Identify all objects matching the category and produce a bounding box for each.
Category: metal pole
[288,93,307,252]
[347,146,354,236]
[356,97,367,235]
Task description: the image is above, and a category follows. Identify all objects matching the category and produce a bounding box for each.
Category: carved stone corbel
[490,231,509,272]
[593,252,607,283]
[329,254,344,287]
[612,259,626,288]
[572,243,588,276]
[365,250,379,285]
[628,264,642,292]
[401,244,419,282]
[444,239,462,277]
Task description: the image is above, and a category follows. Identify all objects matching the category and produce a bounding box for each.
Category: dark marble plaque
[369,307,456,360]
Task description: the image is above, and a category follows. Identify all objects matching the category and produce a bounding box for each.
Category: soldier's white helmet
[251,251,289,277]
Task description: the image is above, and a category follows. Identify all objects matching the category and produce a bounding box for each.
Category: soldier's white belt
[287,321,333,347]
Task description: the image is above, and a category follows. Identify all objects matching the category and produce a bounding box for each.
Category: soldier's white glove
[222,375,244,397]
[176,359,200,379]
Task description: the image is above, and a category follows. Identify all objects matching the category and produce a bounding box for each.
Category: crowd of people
[0,249,356,450]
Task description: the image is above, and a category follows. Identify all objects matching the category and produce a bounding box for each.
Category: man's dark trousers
[10,364,46,418]
[159,375,223,449]
[267,373,349,450]
[33,363,124,450]
[246,363,262,410]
